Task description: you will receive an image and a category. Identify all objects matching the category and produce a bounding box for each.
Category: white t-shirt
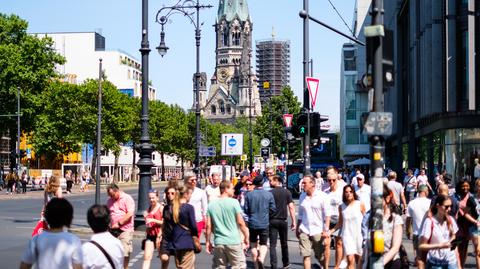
[387,181,404,205]
[406,197,431,235]
[355,184,371,212]
[325,186,343,223]
[205,184,221,202]
[404,175,417,193]
[82,232,124,269]
[298,190,332,236]
[417,175,429,186]
[189,187,208,222]
[22,231,83,269]
[420,216,458,265]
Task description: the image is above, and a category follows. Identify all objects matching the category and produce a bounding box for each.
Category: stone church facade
[199,0,262,123]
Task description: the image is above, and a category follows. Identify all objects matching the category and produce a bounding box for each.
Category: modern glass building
[384,0,480,182]
[339,0,371,164]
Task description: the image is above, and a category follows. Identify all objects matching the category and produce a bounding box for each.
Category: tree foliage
[0,14,65,141]
[254,86,302,158]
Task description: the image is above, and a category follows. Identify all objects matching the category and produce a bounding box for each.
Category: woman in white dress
[330,184,365,269]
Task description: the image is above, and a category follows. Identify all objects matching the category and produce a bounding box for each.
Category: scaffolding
[255,39,290,102]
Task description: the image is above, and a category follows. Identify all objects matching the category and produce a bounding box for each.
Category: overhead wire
[327,0,356,37]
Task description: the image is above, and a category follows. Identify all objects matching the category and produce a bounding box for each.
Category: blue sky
[2,0,356,128]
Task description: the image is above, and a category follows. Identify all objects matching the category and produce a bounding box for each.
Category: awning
[347,157,371,166]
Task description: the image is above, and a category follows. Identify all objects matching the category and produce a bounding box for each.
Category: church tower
[203,0,261,122]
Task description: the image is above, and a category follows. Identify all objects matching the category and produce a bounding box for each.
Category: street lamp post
[248,51,253,173]
[95,58,102,205]
[301,0,311,176]
[155,0,212,184]
[136,0,155,227]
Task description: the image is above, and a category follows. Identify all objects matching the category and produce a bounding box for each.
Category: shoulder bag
[178,223,202,254]
[90,240,116,269]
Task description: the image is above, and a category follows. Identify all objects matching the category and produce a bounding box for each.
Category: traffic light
[277,141,287,158]
[310,113,329,139]
[294,113,308,137]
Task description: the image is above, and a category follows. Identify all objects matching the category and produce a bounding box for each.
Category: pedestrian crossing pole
[368,0,385,268]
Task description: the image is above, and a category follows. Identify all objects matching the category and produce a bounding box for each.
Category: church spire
[217,0,249,22]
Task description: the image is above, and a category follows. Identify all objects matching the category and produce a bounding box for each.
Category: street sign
[199,146,216,157]
[260,138,270,147]
[241,154,247,161]
[306,77,320,109]
[362,112,393,136]
[260,147,270,160]
[26,148,31,159]
[283,114,293,128]
[221,133,243,156]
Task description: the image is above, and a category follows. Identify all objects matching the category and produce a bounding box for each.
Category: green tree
[254,86,302,158]
[0,14,65,158]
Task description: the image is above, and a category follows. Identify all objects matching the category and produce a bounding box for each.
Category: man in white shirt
[185,172,208,238]
[83,204,124,269]
[325,169,344,269]
[417,168,433,192]
[296,175,331,269]
[354,173,371,212]
[314,171,324,192]
[406,185,430,269]
[205,173,221,202]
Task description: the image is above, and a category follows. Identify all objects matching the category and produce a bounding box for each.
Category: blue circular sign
[228,138,237,147]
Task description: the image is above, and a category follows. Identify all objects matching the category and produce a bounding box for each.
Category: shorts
[159,239,174,256]
[329,221,340,237]
[212,244,247,269]
[299,232,325,261]
[249,228,269,245]
[196,220,205,238]
[118,230,133,257]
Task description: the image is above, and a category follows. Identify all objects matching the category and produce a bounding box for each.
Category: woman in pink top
[142,189,163,269]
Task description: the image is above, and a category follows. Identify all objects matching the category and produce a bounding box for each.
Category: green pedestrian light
[299,126,306,135]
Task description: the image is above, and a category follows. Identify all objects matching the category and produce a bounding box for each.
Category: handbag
[179,223,202,253]
[399,244,409,269]
[109,228,122,238]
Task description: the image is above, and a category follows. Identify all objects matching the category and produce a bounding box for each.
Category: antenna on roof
[271,26,276,40]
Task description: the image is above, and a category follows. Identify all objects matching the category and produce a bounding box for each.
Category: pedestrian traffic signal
[295,113,308,137]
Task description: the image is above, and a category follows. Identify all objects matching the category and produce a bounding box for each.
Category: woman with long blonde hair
[168,185,198,268]
[42,176,63,216]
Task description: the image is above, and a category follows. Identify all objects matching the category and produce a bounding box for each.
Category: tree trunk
[181,156,185,178]
[91,143,97,184]
[113,150,120,183]
[131,142,137,182]
[161,152,165,181]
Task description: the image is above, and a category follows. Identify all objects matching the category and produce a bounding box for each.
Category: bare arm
[205,216,213,254]
[383,223,403,264]
[288,202,296,231]
[329,205,343,235]
[400,191,407,211]
[236,213,249,249]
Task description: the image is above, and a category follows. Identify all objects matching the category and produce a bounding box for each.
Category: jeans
[269,219,289,269]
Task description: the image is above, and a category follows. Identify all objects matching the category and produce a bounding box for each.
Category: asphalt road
[0,183,477,268]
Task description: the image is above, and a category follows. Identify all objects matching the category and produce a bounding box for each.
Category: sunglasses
[442,205,452,209]
[167,192,176,195]
[246,183,253,186]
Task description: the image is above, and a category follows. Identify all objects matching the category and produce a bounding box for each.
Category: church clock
[218,68,229,83]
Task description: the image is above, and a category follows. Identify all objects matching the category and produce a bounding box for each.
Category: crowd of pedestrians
[18,165,480,269]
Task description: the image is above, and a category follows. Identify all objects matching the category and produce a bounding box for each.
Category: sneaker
[339,259,348,269]
[283,264,291,269]
[312,264,322,269]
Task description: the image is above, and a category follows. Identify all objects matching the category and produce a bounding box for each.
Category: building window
[211,105,216,114]
[219,101,225,114]
[232,32,241,46]
[346,128,360,144]
[223,31,229,46]
[226,105,231,114]
[343,49,356,71]
[240,109,244,115]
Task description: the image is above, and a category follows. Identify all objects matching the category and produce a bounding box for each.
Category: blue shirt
[244,188,276,229]
[169,203,198,251]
